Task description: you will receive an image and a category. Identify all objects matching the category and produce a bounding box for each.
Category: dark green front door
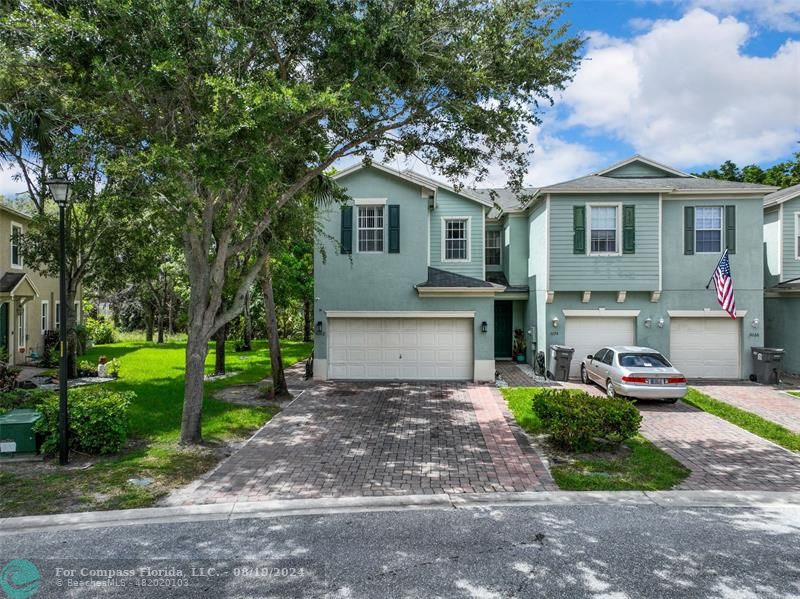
[0,303,8,356]
[494,301,513,359]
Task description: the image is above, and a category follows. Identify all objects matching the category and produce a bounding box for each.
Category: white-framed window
[16,304,26,350]
[55,301,60,329]
[795,213,800,260]
[41,300,49,334]
[588,204,620,255]
[485,229,501,265]
[10,222,23,268]
[357,205,384,253]
[443,217,470,261]
[695,206,723,253]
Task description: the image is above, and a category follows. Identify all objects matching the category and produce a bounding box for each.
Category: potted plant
[512,329,527,363]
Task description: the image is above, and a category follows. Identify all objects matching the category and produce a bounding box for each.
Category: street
[3,501,800,598]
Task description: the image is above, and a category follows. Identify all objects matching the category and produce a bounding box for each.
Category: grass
[0,337,311,517]
[500,387,690,491]
[789,392,800,399]
[683,388,800,452]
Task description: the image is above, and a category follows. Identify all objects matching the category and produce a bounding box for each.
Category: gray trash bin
[751,347,784,384]
[549,345,575,382]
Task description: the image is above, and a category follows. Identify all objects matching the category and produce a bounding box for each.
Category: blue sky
[1,0,798,194]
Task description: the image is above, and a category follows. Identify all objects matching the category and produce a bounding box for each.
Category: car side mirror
[586,354,593,360]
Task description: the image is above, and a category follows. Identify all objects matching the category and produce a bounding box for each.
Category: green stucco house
[313,156,776,382]
[764,183,800,374]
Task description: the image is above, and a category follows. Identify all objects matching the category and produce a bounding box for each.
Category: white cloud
[679,0,800,33]
[0,164,26,197]
[562,8,800,167]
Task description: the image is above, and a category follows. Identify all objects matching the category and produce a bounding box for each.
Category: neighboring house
[763,183,800,374]
[0,204,78,366]
[313,156,776,382]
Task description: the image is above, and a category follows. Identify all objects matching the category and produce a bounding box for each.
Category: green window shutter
[684,206,694,255]
[622,205,635,254]
[725,205,736,254]
[340,205,353,254]
[388,204,400,253]
[573,205,586,254]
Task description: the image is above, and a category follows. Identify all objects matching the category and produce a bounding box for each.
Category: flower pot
[515,354,526,363]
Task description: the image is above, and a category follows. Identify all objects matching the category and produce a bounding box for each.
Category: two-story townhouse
[0,203,77,366]
[313,156,775,382]
[763,183,800,374]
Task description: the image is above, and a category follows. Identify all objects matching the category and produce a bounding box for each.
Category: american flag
[712,250,736,318]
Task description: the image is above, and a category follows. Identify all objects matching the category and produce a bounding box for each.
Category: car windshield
[618,353,672,368]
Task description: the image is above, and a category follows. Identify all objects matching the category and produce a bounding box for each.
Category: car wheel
[580,365,589,384]
[606,380,616,398]
[664,397,678,404]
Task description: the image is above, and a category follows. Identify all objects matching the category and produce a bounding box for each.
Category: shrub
[86,316,117,345]
[35,387,134,455]
[0,389,51,415]
[532,389,641,452]
[0,361,21,392]
[40,330,60,367]
[78,360,98,377]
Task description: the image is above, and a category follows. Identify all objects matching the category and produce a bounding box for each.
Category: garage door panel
[564,316,636,379]
[328,317,473,380]
[670,318,739,378]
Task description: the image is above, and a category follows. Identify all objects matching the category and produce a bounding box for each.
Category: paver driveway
[169,381,554,505]
[695,383,800,434]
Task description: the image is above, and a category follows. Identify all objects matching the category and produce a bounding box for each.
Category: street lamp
[46,178,72,465]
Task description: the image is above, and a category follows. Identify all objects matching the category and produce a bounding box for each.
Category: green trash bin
[0,409,42,456]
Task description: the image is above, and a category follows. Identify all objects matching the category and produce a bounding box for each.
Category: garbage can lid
[751,347,784,354]
[550,345,575,353]
[0,409,42,425]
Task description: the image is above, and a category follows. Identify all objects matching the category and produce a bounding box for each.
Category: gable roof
[416,267,497,289]
[332,162,493,208]
[476,187,537,219]
[540,174,776,194]
[0,272,39,296]
[593,155,693,178]
[764,183,800,208]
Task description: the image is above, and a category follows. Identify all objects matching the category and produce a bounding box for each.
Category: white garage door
[564,316,636,379]
[328,318,473,380]
[670,318,740,379]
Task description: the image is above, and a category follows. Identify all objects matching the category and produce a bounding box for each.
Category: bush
[78,360,98,377]
[0,389,51,415]
[532,389,641,452]
[0,361,21,392]
[86,316,117,345]
[40,330,60,367]
[35,387,134,455]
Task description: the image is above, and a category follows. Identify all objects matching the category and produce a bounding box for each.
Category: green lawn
[500,387,690,491]
[683,388,800,452]
[789,392,800,399]
[0,338,311,517]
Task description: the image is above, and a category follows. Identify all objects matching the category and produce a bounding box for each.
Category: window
[795,213,800,260]
[619,353,672,368]
[601,349,614,366]
[41,301,49,334]
[16,305,25,350]
[589,205,619,254]
[10,222,23,268]
[55,301,60,329]
[443,218,469,261]
[485,230,501,265]
[695,207,722,253]
[357,206,384,252]
[591,348,608,362]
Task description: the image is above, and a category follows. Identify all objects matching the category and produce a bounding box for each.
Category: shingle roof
[0,272,25,293]
[476,187,537,219]
[416,267,496,288]
[541,174,776,192]
[486,271,529,293]
[764,183,800,207]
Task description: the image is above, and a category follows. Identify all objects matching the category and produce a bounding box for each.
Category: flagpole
[705,248,728,290]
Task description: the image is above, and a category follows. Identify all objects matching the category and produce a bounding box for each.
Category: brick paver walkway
[695,383,800,434]
[169,381,552,505]
[495,361,800,491]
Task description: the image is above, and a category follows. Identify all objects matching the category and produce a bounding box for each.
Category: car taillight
[667,376,686,384]
[622,376,647,383]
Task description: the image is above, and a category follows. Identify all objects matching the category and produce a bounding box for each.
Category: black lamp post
[46,178,72,465]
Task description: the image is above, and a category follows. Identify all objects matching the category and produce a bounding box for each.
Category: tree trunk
[261,260,288,399]
[303,298,312,342]
[143,304,154,342]
[214,323,226,375]
[242,291,252,351]
[181,329,209,444]
[157,308,165,344]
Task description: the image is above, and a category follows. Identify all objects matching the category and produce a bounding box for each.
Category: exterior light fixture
[315,321,323,335]
[644,317,652,328]
[657,317,665,328]
[480,321,488,333]
[752,318,759,328]
[46,178,73,466]
[552,317,559,329]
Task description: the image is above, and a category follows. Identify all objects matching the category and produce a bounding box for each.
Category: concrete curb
[3,490,800,536]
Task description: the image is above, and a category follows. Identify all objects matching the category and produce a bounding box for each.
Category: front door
[494,301,513,359]
[0,303,8,358]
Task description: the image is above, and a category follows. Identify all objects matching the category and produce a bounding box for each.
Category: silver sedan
[580,346,687,402]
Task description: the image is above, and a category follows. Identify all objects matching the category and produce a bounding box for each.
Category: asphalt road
[2,503,800,598]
